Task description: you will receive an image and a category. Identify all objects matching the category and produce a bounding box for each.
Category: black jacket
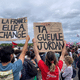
[77,56,80,74]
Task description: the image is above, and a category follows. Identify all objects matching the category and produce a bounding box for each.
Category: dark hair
[11,57,15,63]
[78,46,80,48]
[26,51,31,57]
[67,48,71,52]
[45,51,57,72]
[75,47,78,51]
[14,50,22,55]
[31,53,35,59]
[16,53,21,59]
[0,46,14,63]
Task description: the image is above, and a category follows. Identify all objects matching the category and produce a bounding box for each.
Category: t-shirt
[69,52,72,58]
[62,66,73,80]
[38,60,63,80]
[0,59,23,80]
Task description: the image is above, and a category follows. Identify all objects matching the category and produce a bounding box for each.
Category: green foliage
[0,43,12,46]
[28,43,33,46]
[17,43,24,47]
[0,43,33,47]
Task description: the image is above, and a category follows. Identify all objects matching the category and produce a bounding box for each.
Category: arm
[19,35,30,64]
[59,40,66,61]
[32,38,41,63]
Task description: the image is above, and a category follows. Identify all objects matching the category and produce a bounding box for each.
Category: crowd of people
[0,35,80,80]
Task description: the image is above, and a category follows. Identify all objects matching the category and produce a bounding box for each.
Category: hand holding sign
[26,35,30,42]
[32,38,36,43]
[62,40,67,55]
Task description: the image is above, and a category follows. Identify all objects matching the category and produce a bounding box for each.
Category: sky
[0,0,80,44]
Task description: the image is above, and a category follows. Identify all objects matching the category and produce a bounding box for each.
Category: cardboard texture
[0,17,28,41]
[34,22,64,52]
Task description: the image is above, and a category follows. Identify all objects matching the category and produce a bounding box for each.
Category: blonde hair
[65,56,74,65]
[50,63,55,72]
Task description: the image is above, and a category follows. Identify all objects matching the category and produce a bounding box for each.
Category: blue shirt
[55,53,60,61]
[0,59,23,80]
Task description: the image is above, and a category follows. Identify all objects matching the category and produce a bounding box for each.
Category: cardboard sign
[34,22,64,52]
[0,17,28,41]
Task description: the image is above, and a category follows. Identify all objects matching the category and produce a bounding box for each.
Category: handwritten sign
[34,22,64,52]
[0,17,28,41]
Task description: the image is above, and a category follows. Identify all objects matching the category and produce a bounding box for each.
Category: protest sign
[34,22,64,52]
[0,17,28,41]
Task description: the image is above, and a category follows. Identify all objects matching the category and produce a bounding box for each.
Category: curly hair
[0,46,14,63]
[65,56,74,65]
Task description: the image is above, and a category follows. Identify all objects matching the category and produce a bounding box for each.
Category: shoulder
[67,66,73,71]
[12,59,23,72]
[0,63,13,71]
[38,60,45,65]
[13,59,23,68]
[14,59,22,64]
[38,60,47,70]
[58,60,63,64]
[57,60,63,71]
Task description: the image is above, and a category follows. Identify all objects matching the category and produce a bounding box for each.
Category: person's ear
[10,54,13,58]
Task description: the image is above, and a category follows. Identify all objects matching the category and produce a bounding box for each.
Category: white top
[69,52,72,58]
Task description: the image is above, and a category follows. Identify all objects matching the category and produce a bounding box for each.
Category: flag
[12,42,18,45]
[71,42,73,45]
[74,42,77,46]
[77,42,80,45]
[66,43,70,47]
[78,42,80,45]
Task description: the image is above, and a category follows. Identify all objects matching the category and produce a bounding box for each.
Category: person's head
[78,46,80,48]
[31,53,36,60]
[0,46,14,63]
[64,56,73,66]
[45,51,57,72]
[67,48,71,52]
[14,50,22,55]
[72,48,75,53]
[75,47,78,51]
[26,51,31,57]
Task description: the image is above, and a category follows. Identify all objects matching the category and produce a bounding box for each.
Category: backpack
[20,60,29,80]
[20,59,37,80]
[72,69,76,78]
[26,59,37,77]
